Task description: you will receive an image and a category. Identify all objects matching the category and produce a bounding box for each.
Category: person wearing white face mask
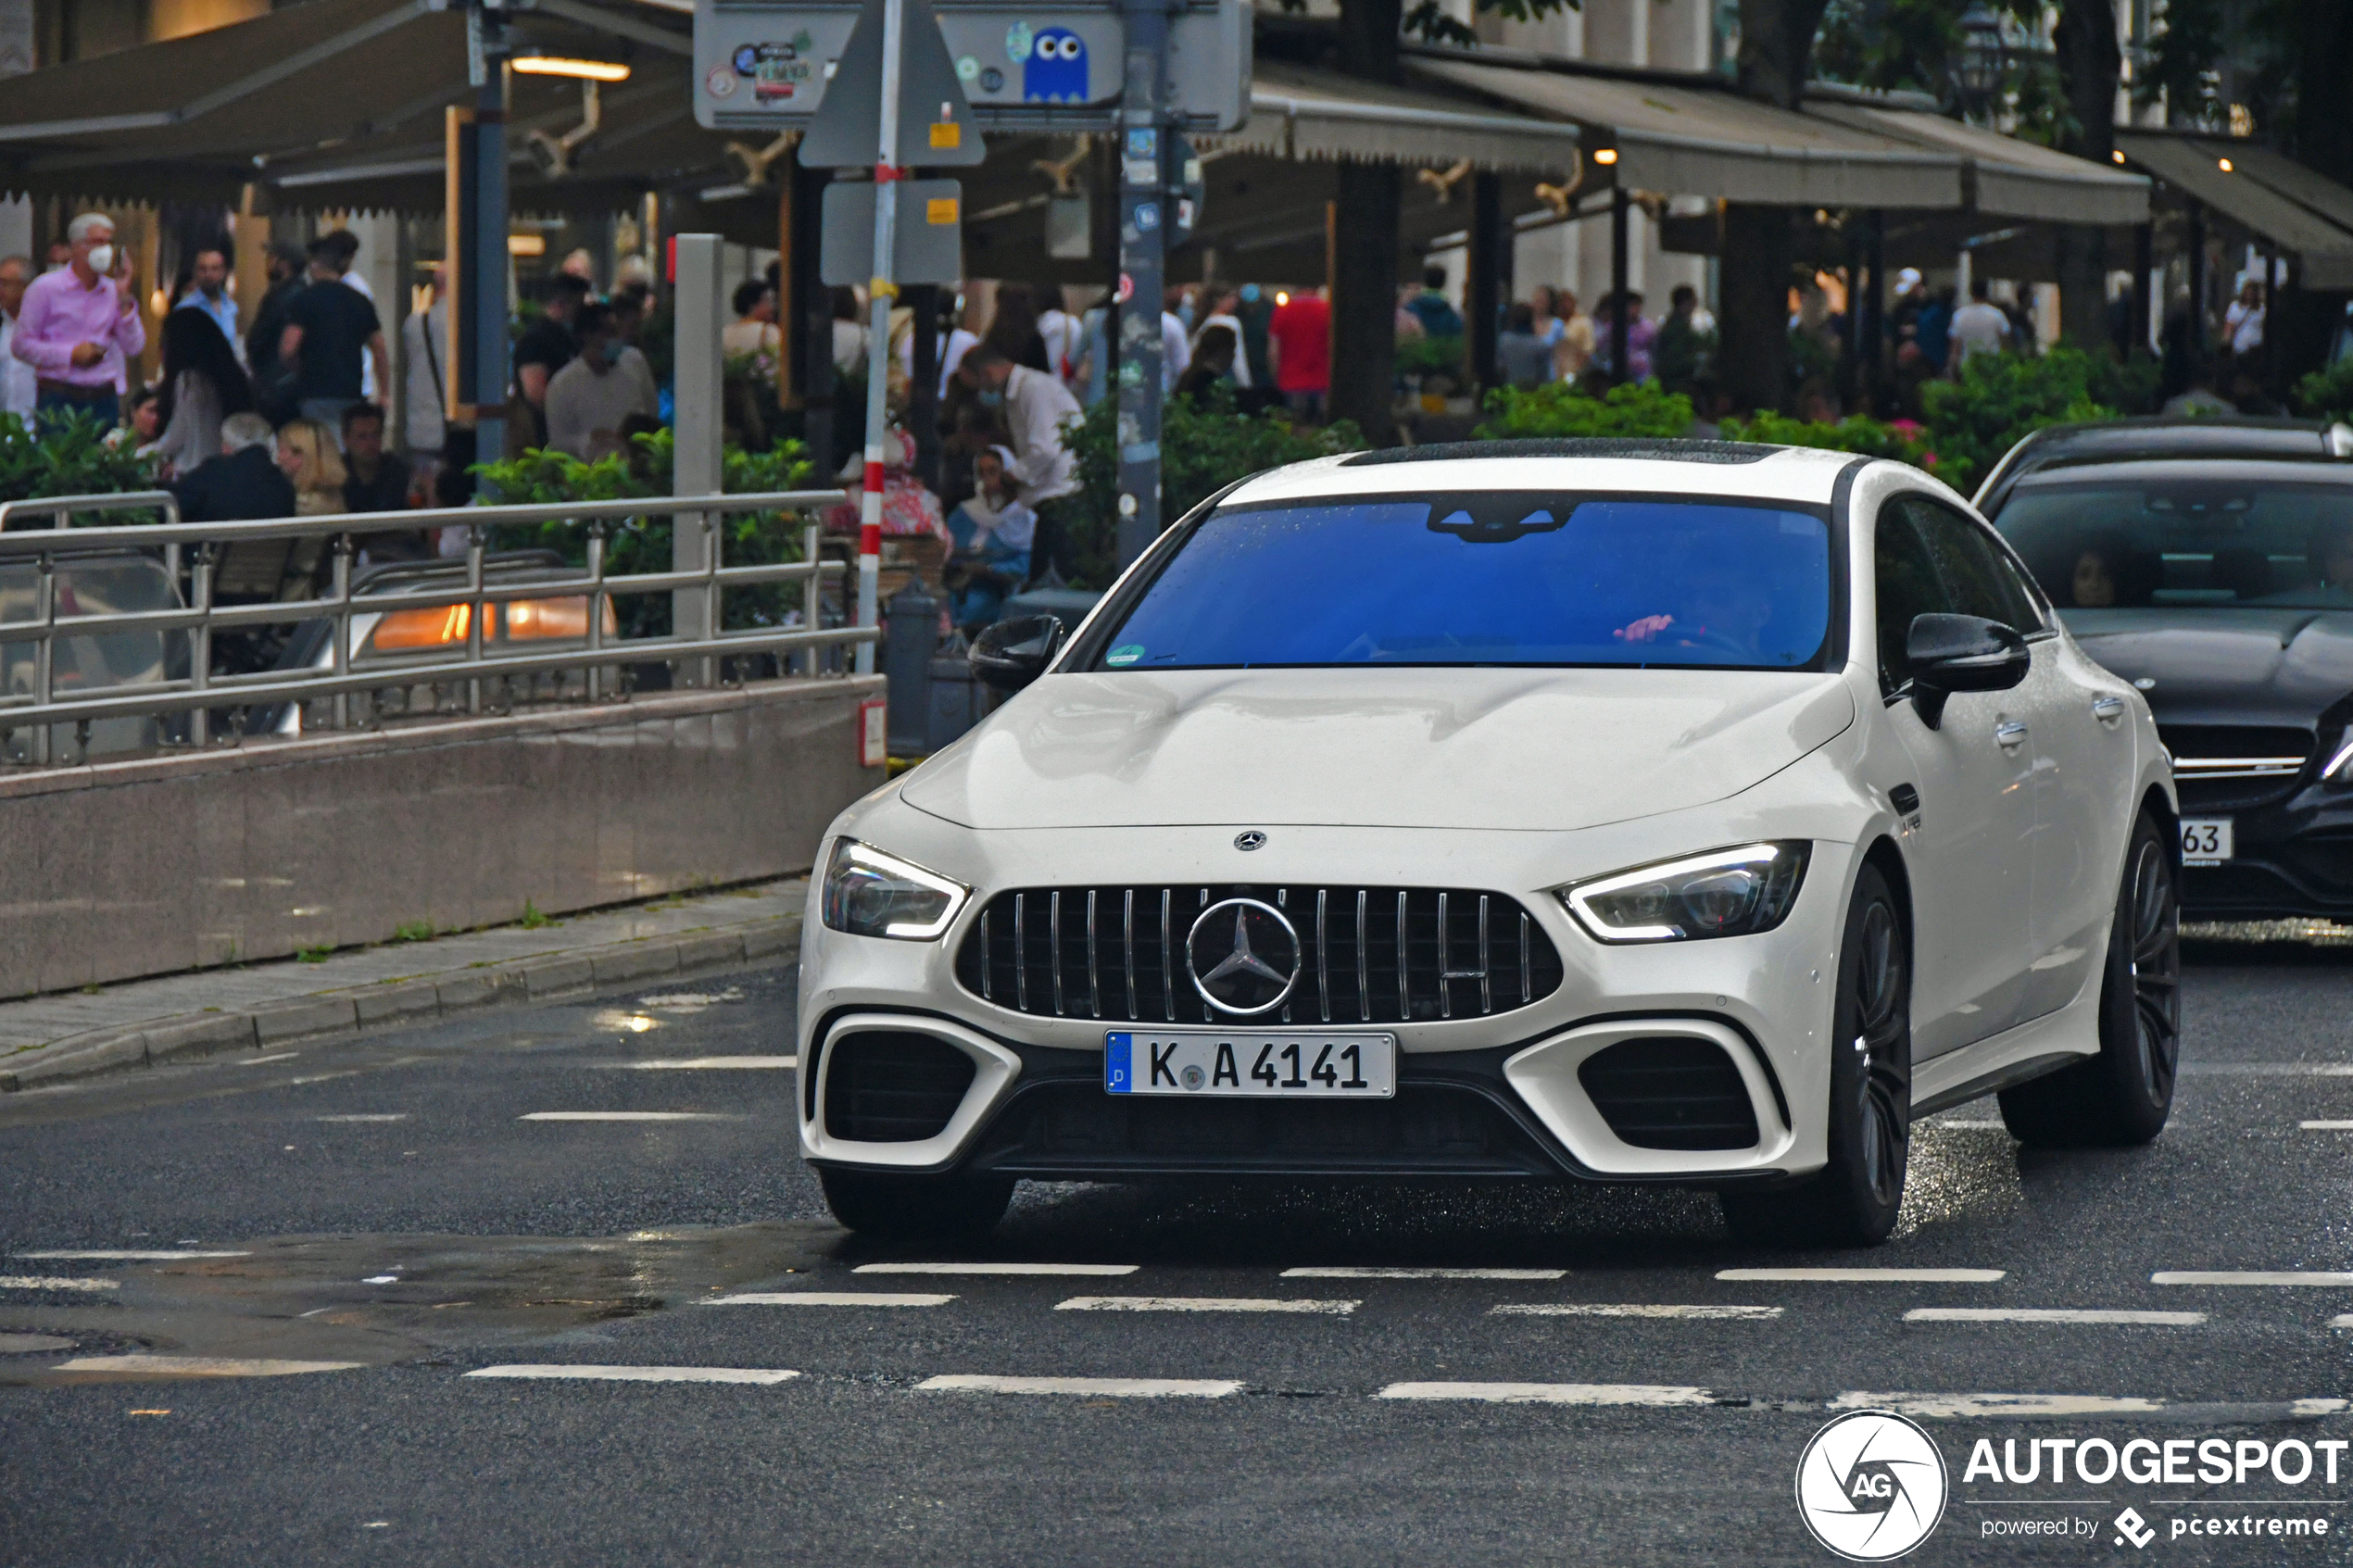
[11,212,145,429]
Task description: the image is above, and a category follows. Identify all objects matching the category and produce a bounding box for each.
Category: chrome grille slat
[959,884,1563,1026]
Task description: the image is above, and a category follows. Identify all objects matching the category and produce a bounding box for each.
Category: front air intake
[823,1031,976,1142]
[1578,1037,1760,1151]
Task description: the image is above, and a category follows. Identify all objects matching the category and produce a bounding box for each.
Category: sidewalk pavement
[0,879,808,1094]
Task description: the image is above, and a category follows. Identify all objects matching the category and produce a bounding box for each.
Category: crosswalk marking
[1491,1303,1782,1320]
[1833,1391,2165,1418]
[1904,1308,2206,1325]
[1718,1268,2006,1283]
[0,1275,120,1292]
[854,1262,1139,1276]
[610,1057,798,1070]
[918,1374,1242,1398]
[13,1250,250,1261]
[465,1365,801,1385]
[708,1292,955,1307]
[518,1111,737,1122]
[1282,1267,1567,1281]
[53,1355,362,1377]
[1378,1381,1712,1406]
[1055,1296,1358,1315]
[2152,1271,2353,1286]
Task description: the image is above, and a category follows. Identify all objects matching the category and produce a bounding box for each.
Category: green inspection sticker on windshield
[1107,645,1146,666]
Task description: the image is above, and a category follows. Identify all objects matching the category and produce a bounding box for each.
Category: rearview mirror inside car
[1906,613,2029,730]
[970,613,1067,693]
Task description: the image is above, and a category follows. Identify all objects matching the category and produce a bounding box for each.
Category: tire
[817,1165,1015,1242]
[1722,862,1911,1248]
[1998,812,2180,1147]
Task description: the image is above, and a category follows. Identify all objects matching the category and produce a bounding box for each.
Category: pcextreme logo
[1796,1410,1951,1561]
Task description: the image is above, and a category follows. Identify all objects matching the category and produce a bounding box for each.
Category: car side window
[1874,501,1951,694]
[1902,496,2044,633]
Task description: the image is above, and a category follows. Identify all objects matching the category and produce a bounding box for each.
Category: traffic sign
[819,179,965,283]
[693,0,1252,132]
[795,0,986,168]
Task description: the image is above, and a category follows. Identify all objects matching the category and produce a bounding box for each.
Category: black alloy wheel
[1723,861,1910,1248]
[2000,811,2180,1146]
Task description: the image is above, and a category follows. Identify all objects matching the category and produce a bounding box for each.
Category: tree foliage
[0,412,161,521]
[2293,358,2353,426]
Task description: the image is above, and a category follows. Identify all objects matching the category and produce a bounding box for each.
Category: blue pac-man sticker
[1105,1033,1132,1093]
[1023,27,1088,104]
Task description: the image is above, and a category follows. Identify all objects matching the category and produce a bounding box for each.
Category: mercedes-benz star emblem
[1185,897,1301,1015]
[1234,831,1267,851]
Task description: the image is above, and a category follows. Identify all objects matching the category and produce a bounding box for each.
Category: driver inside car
[1611,557,1778,658]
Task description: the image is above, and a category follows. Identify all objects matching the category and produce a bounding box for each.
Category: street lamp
[1955,2,2006,119]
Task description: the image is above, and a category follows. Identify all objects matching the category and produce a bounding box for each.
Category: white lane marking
[635,988,746,1013]
[2152,1271,2353,1286]
[1905,1308,2208,1326]
[240,1052,301,1066]
[2331,1315,2353,1328]
[1929,1120,2008,1131]
[610,1057,797,1070]
[1491,1303,1783,1320]
[1378,1381,1712,1406]
[2300,1121,2353,1131]
[1055,1296,1358,1315]
[53,1355,362,1376]
[14,1249,250,1261]
[707,1292,955,1307]
[0,1275,120,1292]
[1834,1391,2164,1418]
[0,1333,76,1353]
[2296,1399,2353,1415]
[465,1364,800,1385]
[919,1374,1242,1398]
[854,1262,1138,1276]
[1718,1268,2006,1283]
[1281,1267,1567,1280]
[517,1111,738,1122]
[315,1115,409,1123]
[2181,1063,2353,1075]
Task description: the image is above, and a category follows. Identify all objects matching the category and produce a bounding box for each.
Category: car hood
[2061,608,2353,727]
[900,667,1856,831]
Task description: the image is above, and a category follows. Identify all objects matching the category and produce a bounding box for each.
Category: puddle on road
[0,1222,842,1388]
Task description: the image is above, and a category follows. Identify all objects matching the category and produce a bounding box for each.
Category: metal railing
[0,489,871,765]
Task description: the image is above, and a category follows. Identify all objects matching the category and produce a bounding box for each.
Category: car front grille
[953,884,1566,1026]
[1577,1036,1760,1151]
[2162,724,2313,811]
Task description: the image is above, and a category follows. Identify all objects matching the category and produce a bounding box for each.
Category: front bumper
[2179,783,2353,920]
[797,822,1858,1185]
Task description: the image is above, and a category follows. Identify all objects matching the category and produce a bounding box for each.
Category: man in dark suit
[172,411,295,523]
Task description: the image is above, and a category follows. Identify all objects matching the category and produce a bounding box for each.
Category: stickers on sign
[705,66,738,99]
[1107,644,1145,666]
[979,66,1003,91]
[1115,270,1133,303]
[1004,20,1033,60]
[733,44,758,72]
[1134,201,1160,233]
[925,195,959,225]
[955,54,979,82]
[1024,27,1088,103]
[929,120,962,149]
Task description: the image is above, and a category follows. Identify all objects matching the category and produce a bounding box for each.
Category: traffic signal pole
[854,0,908,677]
[1113,0,1167,566]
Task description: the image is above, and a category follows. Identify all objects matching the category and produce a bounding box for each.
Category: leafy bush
[1473,379,1695,440]
[0,412,161,521]
[472,428,815,634]
[1062,384,1365,586]
[1916,346,2123,495]
[1395,334,1465,381]
[2293,358,2353,425]
[1720,410,1941,473]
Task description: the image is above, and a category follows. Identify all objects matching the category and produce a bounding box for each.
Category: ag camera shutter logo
[1795,1410,1950,1561]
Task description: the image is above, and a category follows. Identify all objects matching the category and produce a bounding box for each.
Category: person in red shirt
[1266,286,1331,422]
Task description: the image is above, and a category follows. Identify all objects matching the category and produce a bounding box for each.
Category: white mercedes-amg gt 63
[798,439,2180,1247]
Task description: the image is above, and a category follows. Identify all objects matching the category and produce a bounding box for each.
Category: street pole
[853,0,908,677]
[1114,0,1167,567]
[467,2,508,482]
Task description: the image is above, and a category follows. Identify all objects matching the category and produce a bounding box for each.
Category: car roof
[1976,416,2353,515]
[1222,440,1863,510]
[2005,456,2353,492]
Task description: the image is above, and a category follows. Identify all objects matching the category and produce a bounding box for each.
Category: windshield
[1994,476,2353,610]
[1088,493,1836,671]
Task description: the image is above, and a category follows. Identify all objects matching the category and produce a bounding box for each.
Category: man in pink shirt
[12,212,145,428]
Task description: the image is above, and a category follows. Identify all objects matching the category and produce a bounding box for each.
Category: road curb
[0,915,801,1095]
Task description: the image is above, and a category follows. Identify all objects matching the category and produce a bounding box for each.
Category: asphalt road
[6,950,2353,1565]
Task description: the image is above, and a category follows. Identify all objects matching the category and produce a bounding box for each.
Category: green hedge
[0,412,161,519]
[1473,380,1695,440]
[2294,358,2353,426]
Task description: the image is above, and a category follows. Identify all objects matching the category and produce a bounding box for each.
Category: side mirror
[1906,613,2028,730]
[970,613,1066,694]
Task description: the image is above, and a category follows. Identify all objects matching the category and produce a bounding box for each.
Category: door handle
[2092,696,2127,721]
[1994,721,2029,749]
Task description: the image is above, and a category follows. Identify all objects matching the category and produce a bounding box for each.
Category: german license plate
[1104,1031,1397,1098]
[2181,818,2233,866]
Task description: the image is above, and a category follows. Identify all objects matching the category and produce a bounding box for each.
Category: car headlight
[1556,842,1810,944]
[820,838,970,940]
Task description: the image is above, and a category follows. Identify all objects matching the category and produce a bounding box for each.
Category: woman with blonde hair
[273,418,347,515]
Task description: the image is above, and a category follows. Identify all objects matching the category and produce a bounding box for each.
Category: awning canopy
[1406,55,1960,209]
[1220,61,1579,175]
[2115,130,2353,290]
[1809,102,2149,225]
